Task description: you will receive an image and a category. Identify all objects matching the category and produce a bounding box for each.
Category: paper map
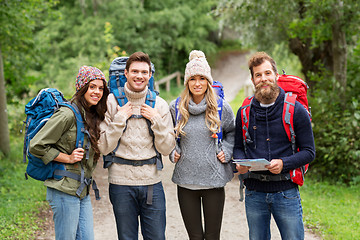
[233,158,271,171]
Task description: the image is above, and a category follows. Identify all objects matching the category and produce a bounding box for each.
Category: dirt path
[37,51,321,240]
[91,158,319,240]
[211,51,253,102]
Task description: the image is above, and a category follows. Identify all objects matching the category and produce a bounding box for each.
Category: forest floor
[36,51,321,240]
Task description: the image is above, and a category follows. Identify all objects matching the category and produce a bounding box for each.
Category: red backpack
[240,72,311,186]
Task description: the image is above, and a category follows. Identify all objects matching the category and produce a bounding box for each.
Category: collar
[188,97,207,115]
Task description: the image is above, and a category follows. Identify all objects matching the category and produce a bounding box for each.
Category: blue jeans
[109,182,166,240]
[245,187,304,240]
[46,187,94,240]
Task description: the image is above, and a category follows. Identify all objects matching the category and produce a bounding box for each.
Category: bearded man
[233,52,315,240]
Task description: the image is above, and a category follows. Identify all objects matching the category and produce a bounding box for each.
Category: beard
[254,81,280,104]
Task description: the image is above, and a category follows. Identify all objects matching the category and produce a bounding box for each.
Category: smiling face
[252,60,280,104]
[124,61,151,92]
[84,79,104,106]
[188,75,208,103]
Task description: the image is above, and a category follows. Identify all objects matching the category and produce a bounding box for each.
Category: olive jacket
[29,105,96,199]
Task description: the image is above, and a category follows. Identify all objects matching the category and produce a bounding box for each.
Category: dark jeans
[109,182,166,240]
[177,185,225,240]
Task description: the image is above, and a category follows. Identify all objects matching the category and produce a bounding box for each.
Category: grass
[0,136,48,239]
[300,178,360,240]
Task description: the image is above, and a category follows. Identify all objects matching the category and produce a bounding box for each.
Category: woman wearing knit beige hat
[30,65,109,240]
[169,50,235,239]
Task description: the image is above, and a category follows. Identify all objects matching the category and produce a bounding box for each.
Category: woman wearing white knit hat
[169,50,235,239]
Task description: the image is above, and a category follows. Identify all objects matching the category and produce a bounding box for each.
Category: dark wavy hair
[71,79,109,161]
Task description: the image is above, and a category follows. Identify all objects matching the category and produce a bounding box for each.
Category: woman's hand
[55,148,84,164]
[174,150,181,163]
[217,150,226,163]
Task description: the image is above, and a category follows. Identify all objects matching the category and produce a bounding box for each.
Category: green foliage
[270,43,303,77]
[309,42,360,184]
[24,0,218,97]
[0,0,57,100]
[216,0,359,51]
[229,88,245,114]
[301,179,360,239]
[216,0,360,184]
[7,99,27,137]
[0,137,48,239]
[215,0,360,88]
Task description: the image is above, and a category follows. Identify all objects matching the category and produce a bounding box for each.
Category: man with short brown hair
[99,52,175,240]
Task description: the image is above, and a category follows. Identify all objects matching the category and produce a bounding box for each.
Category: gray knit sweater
[169,97,235,188]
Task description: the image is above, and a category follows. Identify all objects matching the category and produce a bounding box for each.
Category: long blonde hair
[175,81,221,138]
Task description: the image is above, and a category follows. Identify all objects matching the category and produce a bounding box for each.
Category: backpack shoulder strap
[174,97,181,124]
[145,89,157,108]
[113,86,128,106]
[240,96,254,152]
[58,102,91,159]
[283,92,297,154]
[216,98,224,142]
[174,97,181,143]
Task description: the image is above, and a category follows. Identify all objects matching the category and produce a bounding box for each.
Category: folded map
[233,158,271,171]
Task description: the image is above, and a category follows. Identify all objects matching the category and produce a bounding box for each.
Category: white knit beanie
[184,50,213,86]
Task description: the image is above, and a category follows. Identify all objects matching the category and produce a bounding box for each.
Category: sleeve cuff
[42,148,60,165]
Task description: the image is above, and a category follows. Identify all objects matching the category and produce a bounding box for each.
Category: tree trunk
[79,0,86,15]
[0,46,10,156]
[331,0,347,99]
[289,37,333,90]
[92,0,98,16]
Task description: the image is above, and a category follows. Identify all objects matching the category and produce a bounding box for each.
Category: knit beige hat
[184,50,213,86]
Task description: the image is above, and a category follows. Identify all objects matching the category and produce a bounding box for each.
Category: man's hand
[174,150,180,163]
[117,102,133,119]
[217,150,226,163]
[236,164,251,174]
[266,159,283,174]
[140,103,159,120]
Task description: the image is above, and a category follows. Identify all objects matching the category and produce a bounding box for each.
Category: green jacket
[29,105,97,199]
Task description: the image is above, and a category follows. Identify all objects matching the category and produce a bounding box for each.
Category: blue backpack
[23,88,100,199]
[175,80,225,143]
[103,57,163,170]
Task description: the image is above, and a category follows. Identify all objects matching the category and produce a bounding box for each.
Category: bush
[309,43,360,184]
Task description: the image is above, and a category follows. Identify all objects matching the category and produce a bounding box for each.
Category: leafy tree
[0,0,56,155]
[215,0,360,183]
[215,0,359,94]
[31,0,218,96]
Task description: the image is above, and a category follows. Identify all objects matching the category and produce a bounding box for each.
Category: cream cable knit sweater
[99,83,175,186]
